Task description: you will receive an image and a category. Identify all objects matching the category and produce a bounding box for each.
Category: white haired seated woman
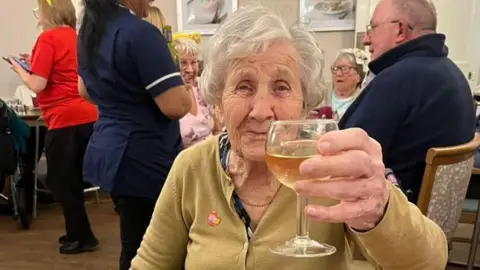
[309,48,369,120]
[131,5,447,270]
[174,37,222,147]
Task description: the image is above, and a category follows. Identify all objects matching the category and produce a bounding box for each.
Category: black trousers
[45,122,95,241]
[111,194,156,270]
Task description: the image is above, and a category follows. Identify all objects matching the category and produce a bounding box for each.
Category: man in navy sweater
[339,0,476,203]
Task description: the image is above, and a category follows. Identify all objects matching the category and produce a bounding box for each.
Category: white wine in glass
[265,119,337,258]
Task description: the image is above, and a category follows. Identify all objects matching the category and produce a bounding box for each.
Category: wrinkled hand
[294,128,390,231]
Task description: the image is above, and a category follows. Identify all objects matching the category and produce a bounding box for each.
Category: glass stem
[296,194,309,239]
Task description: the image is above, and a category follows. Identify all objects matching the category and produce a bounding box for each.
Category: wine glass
[265,119,338,258]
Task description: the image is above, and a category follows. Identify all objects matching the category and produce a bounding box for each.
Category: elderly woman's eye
[275,81,291,92]
[236,81,252,91]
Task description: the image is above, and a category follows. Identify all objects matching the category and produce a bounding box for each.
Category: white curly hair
[336,48,370,73]
[173,37,201,58]
[199,4,325,111]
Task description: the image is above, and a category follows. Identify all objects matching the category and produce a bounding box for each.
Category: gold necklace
[239,184,281,208]
[240,197,273,207]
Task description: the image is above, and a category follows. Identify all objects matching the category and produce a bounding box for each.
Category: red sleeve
[30,33,54,79]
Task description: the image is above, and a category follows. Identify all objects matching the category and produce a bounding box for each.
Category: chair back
[417,133,480,242]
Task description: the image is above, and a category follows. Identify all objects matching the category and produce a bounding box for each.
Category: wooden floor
[0,200,120,270]
[0,199,479,270]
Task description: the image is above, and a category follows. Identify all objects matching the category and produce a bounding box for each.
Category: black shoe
[58,234,73,244]
[59,236,99,255]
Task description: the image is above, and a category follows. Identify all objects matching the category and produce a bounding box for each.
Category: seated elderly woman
[174,37,221,147]
[131,5,447,269]
[310,48,369,120]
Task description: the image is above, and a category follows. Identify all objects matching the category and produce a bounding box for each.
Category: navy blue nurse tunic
[78,7,184,199]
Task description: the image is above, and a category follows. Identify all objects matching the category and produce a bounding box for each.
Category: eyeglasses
[33,8,39,19]
[366,20,414,35]
[331,66,354,74]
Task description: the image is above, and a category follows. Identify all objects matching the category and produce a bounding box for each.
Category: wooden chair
[416,134,480,269]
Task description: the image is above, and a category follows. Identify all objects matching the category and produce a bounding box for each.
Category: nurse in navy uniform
[77,0,191,269]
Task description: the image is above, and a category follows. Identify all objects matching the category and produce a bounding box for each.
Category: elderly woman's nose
[249,92,275,120]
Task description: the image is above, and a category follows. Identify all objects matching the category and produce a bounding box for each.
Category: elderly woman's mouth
[247,131,267,135]
[248,130,267,134]
[244,131,268,139]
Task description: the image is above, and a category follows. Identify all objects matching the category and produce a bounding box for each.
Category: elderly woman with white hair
[174,37,221,147]
[131,5,447,270]
[310,48,370,120]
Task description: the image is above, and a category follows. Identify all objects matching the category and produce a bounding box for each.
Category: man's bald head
[390,0,437,32]
[363,0,438,60]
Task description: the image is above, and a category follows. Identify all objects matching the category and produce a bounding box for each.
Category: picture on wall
[177,0,238,35]
[299,0,356,32]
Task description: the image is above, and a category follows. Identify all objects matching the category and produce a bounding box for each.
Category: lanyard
[385,168,402,189]
[232,191,253,240]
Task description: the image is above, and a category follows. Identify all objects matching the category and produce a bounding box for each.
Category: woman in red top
[10,0,98,254]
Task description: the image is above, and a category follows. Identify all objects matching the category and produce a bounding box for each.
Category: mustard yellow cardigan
[131,136,448,270]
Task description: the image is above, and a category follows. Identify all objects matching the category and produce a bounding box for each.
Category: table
[17,110,43,127]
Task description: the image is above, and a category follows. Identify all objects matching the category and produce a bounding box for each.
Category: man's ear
[395,21,409,42]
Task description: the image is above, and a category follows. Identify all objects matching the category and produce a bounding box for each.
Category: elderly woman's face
[332,57,360,94]
[179,54,199,87]
[220,41,304,162]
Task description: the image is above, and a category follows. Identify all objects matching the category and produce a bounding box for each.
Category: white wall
[0,0,38,99]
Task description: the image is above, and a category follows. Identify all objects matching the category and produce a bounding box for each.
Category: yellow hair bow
[173,32,201,44]
[46,0,52,7]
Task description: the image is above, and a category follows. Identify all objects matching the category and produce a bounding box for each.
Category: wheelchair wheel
[15,187,30,230]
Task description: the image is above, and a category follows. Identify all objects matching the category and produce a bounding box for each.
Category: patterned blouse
[179,86,214,148]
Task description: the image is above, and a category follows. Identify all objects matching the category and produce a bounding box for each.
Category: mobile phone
[11,56,31,72]
[2,56,12,65]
